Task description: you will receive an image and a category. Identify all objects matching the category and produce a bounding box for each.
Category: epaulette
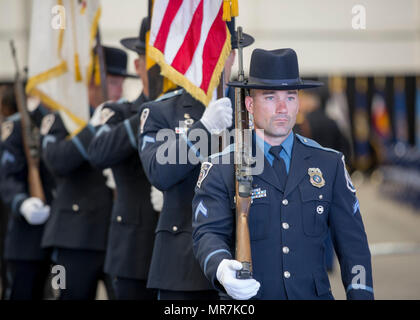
[154,89,184,102]
[296,134,339,154]
[209,143,235,160]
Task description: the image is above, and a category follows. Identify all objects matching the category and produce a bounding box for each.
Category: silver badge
[316,205,324,214]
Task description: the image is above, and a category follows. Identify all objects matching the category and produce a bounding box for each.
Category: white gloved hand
[150,186,163,212]
[200,97,232,134]
[19,197,50,225]
[89,103,105,127]
[216,259,260,300]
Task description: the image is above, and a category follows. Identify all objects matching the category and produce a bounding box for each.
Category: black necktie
[269,145,288,189]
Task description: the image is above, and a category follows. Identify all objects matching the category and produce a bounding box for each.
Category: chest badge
[308,168,325,188]
[251,187,267,203]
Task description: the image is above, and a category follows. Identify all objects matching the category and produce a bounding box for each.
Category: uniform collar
[255,131,294,165]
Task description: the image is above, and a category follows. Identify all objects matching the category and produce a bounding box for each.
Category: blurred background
[0,0,419,299]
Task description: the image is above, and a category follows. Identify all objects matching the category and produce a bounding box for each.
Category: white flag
[26,0,101,135]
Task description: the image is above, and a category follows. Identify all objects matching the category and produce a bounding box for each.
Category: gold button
[116,216,122,222]
[72,204,79,212]
[172,226,178,232]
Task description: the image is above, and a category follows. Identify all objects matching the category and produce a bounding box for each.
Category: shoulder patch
[100,107,116,125]
[341,155,356,193]
[296,134,339,154]
[196,161,213,188]
[139,108,150,134]
[1,121,14,141]
[40,114,56,135]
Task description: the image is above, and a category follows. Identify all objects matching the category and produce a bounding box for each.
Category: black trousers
[52,247,114,300]
[4,260,50,300]
[112,276,156,300]
[158,289,219,300]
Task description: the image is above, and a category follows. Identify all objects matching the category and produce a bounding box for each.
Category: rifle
[234,27,253,279]
[9,40,45,202]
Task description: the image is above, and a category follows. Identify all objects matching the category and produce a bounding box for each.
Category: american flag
[148,0,232,106]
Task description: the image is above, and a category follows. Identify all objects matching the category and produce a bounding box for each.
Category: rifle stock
[234,27,253,279]
[10,40,45,202]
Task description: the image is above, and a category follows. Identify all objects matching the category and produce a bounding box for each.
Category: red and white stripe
[149,0,230,105]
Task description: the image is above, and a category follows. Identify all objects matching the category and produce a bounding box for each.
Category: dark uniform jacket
[138,90,214,291]
[0,107,55,261]
[40,111,112,251]
[88,93,158,280]
[192,133,374,300]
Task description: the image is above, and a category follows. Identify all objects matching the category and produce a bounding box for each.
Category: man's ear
[245,95,254,114]
[134,58,140,73]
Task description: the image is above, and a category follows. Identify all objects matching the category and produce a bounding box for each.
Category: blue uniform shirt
[255,131,294,173]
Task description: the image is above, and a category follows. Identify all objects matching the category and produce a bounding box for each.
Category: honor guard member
[40,46,133,300]
[88,18,158,300]
[137,24,254,300]
[0,87,55,300]
[192,48,374,300]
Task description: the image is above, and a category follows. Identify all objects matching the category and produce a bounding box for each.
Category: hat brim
[120,37,146,54]
[231,33,254,49]
[227,79,323,90]
[107,66,138,79]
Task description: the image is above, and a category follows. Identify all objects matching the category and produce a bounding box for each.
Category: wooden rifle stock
[234,27,253,279]
[10,40,45,202]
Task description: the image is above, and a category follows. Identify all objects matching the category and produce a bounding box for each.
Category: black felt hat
[227,18,254,49]
[120,17,148,55]
[103,46,137,78]
[228,48,323,90]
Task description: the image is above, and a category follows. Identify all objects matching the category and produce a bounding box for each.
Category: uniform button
[282,222,289,230]
[284,271,291,278]
[319,194,323,200]
[72,204,79,212]
[172,226,178,232]
[317,205,324,214]
[282,199,288,205]
[283,246,290,254]
[116,216,122,222]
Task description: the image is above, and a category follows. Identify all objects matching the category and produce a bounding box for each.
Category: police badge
[308,168,325,188]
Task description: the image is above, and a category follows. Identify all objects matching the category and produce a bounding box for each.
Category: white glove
[200,97,232,134]
[89,103,105,127]
[103,168,116,190]
[19,197,50,225]
[150,186,163,212]
[216,259,260,300]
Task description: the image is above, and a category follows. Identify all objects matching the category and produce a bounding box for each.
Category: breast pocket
[299,185,330,237]
[248,197,271,241]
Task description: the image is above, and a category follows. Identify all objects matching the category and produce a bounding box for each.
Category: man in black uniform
[0,86,56,300]
[137,24,254,300]
[40,47,132,300]
[88,17,158,300]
